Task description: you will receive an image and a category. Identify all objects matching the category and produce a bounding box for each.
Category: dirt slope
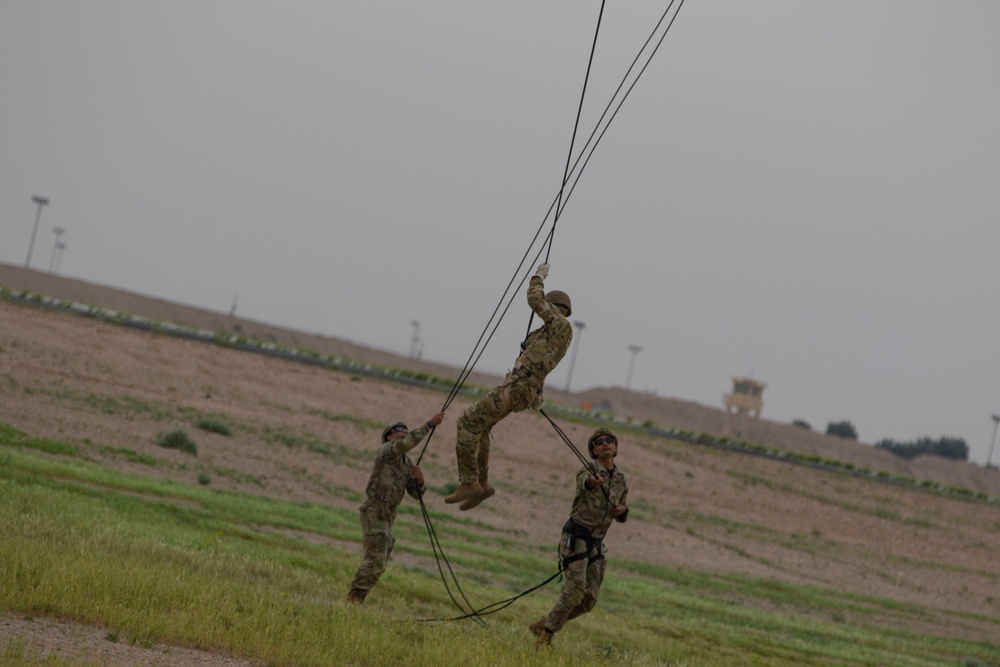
[2,263,1000,664]
[2,262,997,497]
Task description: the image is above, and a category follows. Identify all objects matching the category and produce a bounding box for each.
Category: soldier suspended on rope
[444,262,573,511]
[347,410,445,604]
[529,427,629,650]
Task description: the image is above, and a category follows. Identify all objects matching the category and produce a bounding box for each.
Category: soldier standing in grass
[529,427,629,649]
[443,262,573,511]
[347,410,445,604]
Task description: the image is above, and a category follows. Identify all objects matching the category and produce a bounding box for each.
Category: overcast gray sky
[3,1,999,464]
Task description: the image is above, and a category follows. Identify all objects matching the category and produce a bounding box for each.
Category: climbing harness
[561,518,605,567]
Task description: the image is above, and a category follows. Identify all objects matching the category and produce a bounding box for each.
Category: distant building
[723,377,765,438]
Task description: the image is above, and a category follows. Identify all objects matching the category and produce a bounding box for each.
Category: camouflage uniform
[348,423,430,598]
[454,275,573,485]
[542,463,628,634]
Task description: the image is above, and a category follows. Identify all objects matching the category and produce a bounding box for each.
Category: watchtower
[723,377,766,438]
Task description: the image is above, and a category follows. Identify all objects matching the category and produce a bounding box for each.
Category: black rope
[434,0,688,412]
[539,409,613,506]
[552,0,607,249]
[417,408,620,624]
[418,564,566,624]
[423,0,688,425]
[524,0,607,340]
[415,489,487,627]
[409,1,686,623]
[556,0,685,223]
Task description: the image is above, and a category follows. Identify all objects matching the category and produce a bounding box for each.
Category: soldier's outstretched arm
[392,412,444,457]
[426,411,445,429]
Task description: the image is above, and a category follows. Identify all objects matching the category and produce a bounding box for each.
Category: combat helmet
[381,422,407,442]
[587,428,618,459]
[545,290,572,317]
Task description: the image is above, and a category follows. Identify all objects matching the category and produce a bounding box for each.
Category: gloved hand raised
[534,263,550,280]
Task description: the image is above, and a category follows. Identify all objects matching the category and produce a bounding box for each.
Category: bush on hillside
[826,420,858,440]
[197,419,232,436]
[875,436,969,461]
[156,429,198,456]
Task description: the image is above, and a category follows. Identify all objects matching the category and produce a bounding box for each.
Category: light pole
[987,414,1000,471]
[48,227,66,273]
[52,241,66,274]
[625,344,643,394]
[409,320,422,360]
[563,320,586,392]
[26,195,50,269]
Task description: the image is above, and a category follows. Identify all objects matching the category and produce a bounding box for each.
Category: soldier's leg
[457,428,497,510]
[564,556,606,621]
[450,384,511,500]
[455,389,500,484]
[348,515,392,600]
[471,380,532,484]
[543,536,589,633]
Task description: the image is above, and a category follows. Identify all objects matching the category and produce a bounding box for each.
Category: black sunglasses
[592,436,617,446]
[392,425,408,433]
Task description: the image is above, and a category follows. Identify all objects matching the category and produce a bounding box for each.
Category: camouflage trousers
[348,508,396,595]
[455,375,540,485]
[544,531,607,633]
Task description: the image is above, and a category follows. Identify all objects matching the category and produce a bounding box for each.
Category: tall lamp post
[48,227,66,273]
[26,195,50,269]
[52,241,66,274]
[409,320,422,360]
[625,344,643,394]
[987,414,1000,471]
[563,320,586,392]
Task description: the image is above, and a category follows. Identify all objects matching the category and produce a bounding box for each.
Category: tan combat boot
[346,589,366,604]
[443,482,483,504]
[459,482,495,511]
[528,617,553,649]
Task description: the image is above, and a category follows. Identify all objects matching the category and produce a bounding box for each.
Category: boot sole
[459,487,496,511]
[443,483,483,504]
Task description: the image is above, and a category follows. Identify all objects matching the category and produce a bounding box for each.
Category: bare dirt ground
[2,264,1000,665]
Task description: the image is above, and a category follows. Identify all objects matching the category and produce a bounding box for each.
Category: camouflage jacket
[568,463,629,540]
[360,423,430,522]
[515,276,572,382]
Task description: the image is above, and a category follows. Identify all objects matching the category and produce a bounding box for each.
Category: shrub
[826,420,858,440]
[156,429,198,456]
[875,436,969,461]
[197,473,211,485]
[197,419,232,436]
[792,419,811,430]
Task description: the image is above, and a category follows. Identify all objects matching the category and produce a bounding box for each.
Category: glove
[534,263,550,281]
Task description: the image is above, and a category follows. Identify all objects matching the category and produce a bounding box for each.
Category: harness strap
[561,518,604,567]
[512,365,544,388]
[501,368,542,411]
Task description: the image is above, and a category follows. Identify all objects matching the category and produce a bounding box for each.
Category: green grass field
[2,422,998,667]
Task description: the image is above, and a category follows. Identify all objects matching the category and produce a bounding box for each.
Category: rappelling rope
[539,408,612,505]
[420,0,689,426]
[408,2,608,624]
[523,0,607,340]
[416,408,616,625]
[417,562,567,624]
[414,489,487,627]
[410,0,686,623]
